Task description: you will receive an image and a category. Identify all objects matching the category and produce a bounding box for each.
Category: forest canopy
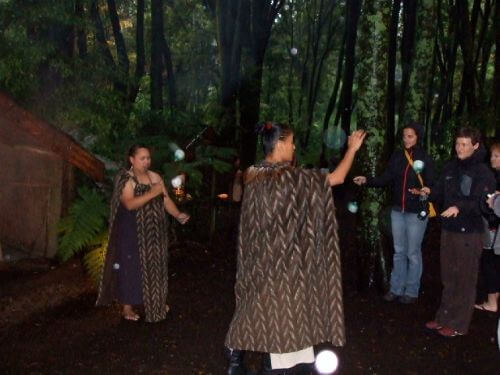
[1,0,498,287]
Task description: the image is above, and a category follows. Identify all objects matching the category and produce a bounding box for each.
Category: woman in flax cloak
[96,145,189,322]
[225,122,366,374]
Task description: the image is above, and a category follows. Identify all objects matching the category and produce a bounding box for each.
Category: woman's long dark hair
[255,121,293,156]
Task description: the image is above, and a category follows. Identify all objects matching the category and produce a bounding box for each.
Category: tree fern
[83,231,109,283]
[57,186,108,262]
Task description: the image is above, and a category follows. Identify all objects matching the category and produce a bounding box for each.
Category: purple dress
[114,203,143,305]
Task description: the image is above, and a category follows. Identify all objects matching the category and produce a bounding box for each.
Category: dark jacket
[481,169,500,229]
[367,146,435,213]
[430,146,496,233]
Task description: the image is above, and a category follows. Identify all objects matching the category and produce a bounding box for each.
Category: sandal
[437,326,463,338]
[122,312,140,321]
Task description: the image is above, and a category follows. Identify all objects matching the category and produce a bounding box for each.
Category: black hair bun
[255,121,274,135]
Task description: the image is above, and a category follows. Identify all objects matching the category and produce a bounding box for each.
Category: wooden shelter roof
[0,92,104,181]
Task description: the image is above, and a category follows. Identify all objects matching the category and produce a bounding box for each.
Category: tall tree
[397,0,418,125]
[320,28,345,166]
[492,0,500,137]
[455,0,478,115]
[90,1,115,68]
[211,0,242,145]
[106,0,129,77]
[300,0,340,151]
[130,0,145,103]
[431,0,459,144]
[355,0,392,290]
[239,0,285,168]
[386,0,401,152]
[403,0,437,137]
[75,0,87,59]
[151,0,165,112]
[338,0,362,139]
[162,32,177,108]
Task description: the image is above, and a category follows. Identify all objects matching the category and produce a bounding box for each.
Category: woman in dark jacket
[475,141,500,312]
[354,122,435,304]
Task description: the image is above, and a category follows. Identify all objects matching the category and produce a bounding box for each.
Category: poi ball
[113,263,120,270]
[323,127,347,150]
[413,160,424,173]
[171,176,183,188]
[290,47,298,55]
[315,350,339,374]
[174,149,185,161]
[347,201,359,213]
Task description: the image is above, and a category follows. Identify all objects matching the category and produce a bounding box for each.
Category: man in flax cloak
[225,122,366,374]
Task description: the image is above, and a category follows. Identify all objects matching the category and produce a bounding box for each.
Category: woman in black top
[354,122,435,304]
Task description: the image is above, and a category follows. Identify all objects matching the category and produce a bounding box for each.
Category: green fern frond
[57,186,108,262]
[83,233,108,284]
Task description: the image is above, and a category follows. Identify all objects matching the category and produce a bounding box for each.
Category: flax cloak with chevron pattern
[96,169,169,323]
[225,163,345,353]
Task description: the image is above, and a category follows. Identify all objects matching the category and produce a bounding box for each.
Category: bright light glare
[315,350,339,374]
[174,149,185,161]
[413,160,424,173]
[171,176,183,188]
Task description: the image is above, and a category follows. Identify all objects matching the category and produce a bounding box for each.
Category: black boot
[226,348,252,375]
[260,353,285,375]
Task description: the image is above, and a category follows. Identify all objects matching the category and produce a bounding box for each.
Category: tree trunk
[151,0,165,112]
[75,0,87,58]
[492,0,500,137]
[403,0,436,133]
[130,0,145,103]
[355,0,392,291]
[431,0,459,144]
[387,0,401,152]
[239,0,284,168]
[106,0,129,76]
[302,0,338,152]
[162,33,177,109]
[398,0,417,125]
[90,0,115,68]
[320,28,346,166]
[339,0,361,139]
[476,1,493,106]
[455,0,478,115]
[214,0,242,149]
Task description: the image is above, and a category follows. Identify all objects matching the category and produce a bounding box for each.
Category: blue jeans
[389,210,428,298]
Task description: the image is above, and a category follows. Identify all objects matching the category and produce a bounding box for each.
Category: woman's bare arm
[328,130,366,186]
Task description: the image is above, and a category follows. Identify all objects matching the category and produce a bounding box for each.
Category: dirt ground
[1,211,499,374]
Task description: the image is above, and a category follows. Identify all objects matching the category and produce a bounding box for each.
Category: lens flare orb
[347,201,358,213]
[174,149,185,161]
[413,160,424,173]
[315,350,339,374]
[323,127,347,150]
[171,176,183,188]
